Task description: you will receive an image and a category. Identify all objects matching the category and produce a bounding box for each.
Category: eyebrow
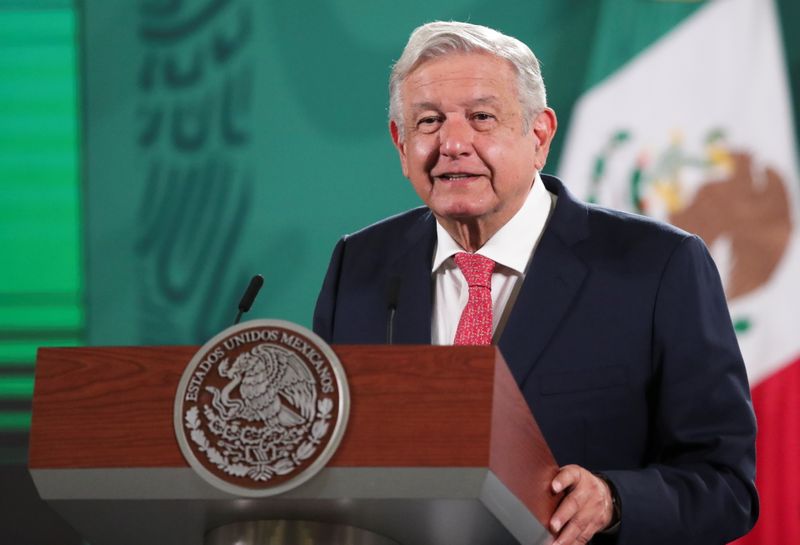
[409,96,502,113]
[468,96,501,107]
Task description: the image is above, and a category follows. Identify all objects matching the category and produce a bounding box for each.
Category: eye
[471,112,496,123]
[416,115,443,134]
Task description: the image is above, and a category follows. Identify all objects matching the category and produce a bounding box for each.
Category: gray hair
[389,21,547,141]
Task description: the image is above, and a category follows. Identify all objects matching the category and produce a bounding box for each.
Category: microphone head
[238,274,264,313]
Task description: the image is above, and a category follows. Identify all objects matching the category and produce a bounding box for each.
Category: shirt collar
[432,172,553,274]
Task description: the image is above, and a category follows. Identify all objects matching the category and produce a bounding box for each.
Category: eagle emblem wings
[176,321,348,494]
[211,343,317,430]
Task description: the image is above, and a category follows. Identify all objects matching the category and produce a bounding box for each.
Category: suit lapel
[389,211,436,344]
[499,176,590,386]
[377,176,590,355]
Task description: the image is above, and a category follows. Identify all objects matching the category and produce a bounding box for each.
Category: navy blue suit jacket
[313,175,758,544]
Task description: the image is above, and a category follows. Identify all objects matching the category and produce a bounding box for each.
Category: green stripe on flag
[583,0,702,90]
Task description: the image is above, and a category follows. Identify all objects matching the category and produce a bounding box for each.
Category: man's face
[390,52,556,236]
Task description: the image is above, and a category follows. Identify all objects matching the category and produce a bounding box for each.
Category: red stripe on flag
[734,356,800,544]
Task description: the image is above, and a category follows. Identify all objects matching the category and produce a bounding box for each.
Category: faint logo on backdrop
[175,320,350,496]
[589,129,793,333]
[136,0,255,343]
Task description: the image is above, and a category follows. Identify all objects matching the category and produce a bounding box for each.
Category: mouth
[435,172,483,182]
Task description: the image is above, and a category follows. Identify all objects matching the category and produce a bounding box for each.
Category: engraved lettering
[176,321,348,497]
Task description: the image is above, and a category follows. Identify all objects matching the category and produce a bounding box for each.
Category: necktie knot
[453,252,495,345]
[454,252,495,288]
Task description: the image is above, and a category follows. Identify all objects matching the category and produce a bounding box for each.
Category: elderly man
[314,21,757,545]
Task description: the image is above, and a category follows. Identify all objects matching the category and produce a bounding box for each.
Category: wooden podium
[29,345,560,545]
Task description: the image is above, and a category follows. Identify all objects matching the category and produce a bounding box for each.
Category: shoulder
[546,175,693,242]
[341,206,433,247]
[544,174,703,266]
[586,203,692,244]
[587,205,709,279]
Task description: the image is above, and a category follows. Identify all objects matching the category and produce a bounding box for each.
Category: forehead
[402,52,519,110]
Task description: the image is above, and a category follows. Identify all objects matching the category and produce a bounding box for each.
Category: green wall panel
[2,0,800,444]
[0,4,81,454]
[80,1,701,345]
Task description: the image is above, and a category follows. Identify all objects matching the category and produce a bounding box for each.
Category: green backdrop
[81,0,709,346]
[2,0,800,451]
[0,4,798,541]
[0,2,80,461]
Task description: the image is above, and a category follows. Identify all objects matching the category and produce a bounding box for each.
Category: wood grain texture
[30,346,192,468]
[30,345,502,468]
[489,351,561,527]
[29,342,560,531]
[328,345,495,466]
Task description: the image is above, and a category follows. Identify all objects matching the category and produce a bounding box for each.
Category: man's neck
[437,218,495,253]
[435,193,532,252]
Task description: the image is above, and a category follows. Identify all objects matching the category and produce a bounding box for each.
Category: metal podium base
[205,521,400,545]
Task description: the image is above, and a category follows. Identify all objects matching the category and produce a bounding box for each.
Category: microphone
[385,276,401,344]
[234,274,264,325]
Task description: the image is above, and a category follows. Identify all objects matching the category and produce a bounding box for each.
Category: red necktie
[453,252,496,345]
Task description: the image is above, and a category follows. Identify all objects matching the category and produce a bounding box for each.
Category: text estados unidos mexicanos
[184,328,335,401]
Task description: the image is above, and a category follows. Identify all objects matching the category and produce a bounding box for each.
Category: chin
[435,206,489,222]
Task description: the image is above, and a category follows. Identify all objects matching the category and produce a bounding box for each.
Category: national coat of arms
[174,319,349,496]
[589,129,793,334]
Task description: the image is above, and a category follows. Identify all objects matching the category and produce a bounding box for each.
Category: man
[314,21,758,545]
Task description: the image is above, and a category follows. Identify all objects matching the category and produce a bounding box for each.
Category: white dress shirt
[431,174,555,345]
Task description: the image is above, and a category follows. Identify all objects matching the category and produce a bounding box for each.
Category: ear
[390,120,409,178]
[531,108,558,170]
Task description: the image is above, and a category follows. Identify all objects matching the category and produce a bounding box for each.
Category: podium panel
[29,345,559,545]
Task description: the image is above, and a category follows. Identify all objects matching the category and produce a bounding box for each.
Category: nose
[439,118,474,158]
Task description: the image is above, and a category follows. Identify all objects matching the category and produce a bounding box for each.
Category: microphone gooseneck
[385,276,401,344]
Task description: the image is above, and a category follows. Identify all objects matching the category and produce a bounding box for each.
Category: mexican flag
[558,0,800,542]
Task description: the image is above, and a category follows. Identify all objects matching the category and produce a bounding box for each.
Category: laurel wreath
[185,397,334,481]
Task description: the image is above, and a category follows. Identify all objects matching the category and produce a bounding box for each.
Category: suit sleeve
[601,235,758,545]
[313,237,346,343]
